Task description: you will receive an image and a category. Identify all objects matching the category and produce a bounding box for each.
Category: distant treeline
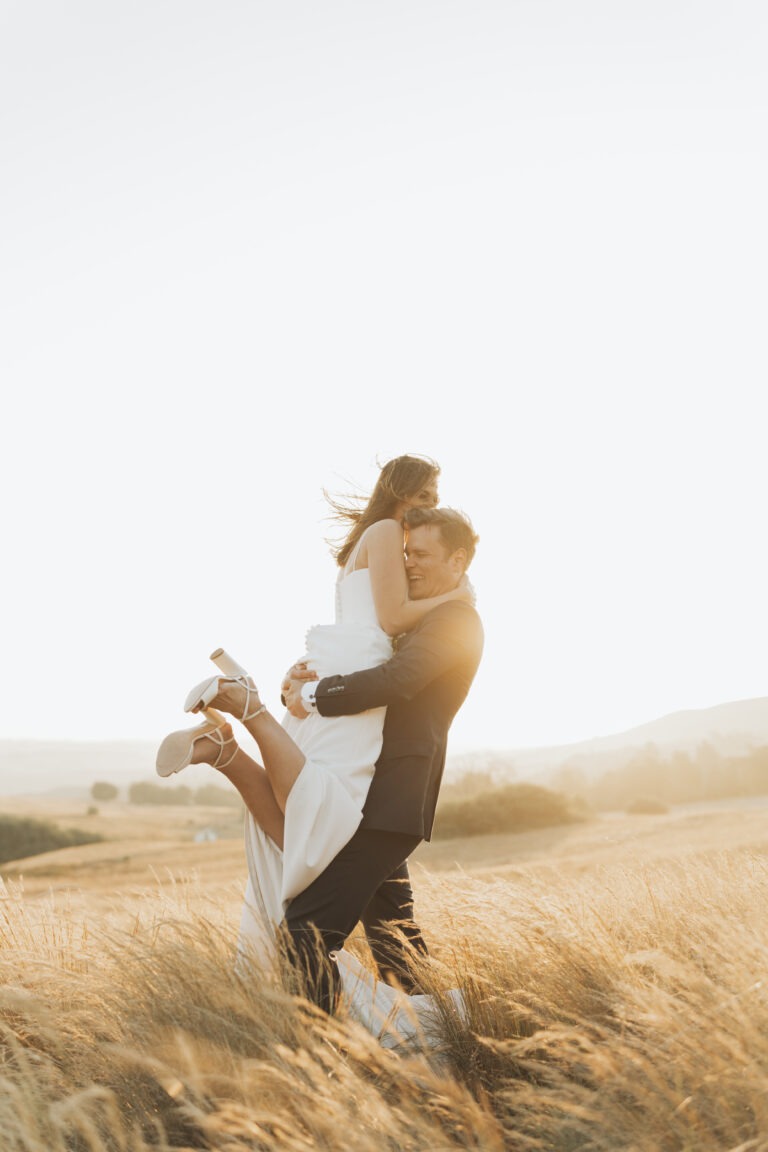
[106,773,585,839]
[127,781,243,807]
[553,742,768,811]
[0,815,102,866]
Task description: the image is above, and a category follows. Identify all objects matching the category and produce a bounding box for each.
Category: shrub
[434,782,585,839]
[0,814,103,866]
[91,781,119,802]
[626,796,669,815]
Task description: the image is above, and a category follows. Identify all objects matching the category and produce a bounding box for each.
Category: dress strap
[343,528,368,577]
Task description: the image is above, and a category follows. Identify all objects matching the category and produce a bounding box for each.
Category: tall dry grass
[2,847,768,1150]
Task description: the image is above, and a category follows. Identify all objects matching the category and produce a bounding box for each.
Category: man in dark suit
[281,505,483,1012]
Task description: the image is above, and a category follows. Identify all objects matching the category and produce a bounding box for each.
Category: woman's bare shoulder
[364,519,404,547]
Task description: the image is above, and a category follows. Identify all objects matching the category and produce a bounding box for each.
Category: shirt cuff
[301,682,318,713]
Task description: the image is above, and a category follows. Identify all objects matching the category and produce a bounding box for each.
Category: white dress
[238,547,392,968]
[236,545,466,1049]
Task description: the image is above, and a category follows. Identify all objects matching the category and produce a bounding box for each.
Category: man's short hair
[403,506,479,567]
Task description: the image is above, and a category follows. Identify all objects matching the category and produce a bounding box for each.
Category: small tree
[91,781,119,802]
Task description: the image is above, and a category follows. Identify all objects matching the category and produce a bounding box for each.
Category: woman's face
[394,476,439,521]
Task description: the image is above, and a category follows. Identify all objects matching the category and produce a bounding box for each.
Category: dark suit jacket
[312,601,484,840]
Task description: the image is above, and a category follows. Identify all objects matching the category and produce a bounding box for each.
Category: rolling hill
[1,696,767,797]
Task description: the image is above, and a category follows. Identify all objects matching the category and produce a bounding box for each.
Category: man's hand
[280,660,318,719]
[280,659,317,696]
[283,677,311,718]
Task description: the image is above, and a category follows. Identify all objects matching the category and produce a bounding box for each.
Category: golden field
[1,794,768,1151]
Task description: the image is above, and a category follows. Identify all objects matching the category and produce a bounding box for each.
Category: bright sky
[1,1,765,757]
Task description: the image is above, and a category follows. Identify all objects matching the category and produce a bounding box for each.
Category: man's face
[404,524,464,600]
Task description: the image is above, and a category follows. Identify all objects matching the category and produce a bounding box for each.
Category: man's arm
[285,603,483,718]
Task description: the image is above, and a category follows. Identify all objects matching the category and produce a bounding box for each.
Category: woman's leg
[192,725,286,848]
[196,681,306,813]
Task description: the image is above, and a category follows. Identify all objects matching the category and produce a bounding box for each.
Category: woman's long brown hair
[326,454,440,568]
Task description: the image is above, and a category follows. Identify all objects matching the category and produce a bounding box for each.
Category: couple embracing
[157,454,483,1037]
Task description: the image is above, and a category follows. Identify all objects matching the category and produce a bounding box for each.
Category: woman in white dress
[156,456,472,1009]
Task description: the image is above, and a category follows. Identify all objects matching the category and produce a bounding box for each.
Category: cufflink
[300,683,318,712]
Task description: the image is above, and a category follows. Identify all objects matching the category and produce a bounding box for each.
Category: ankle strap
[229,674,263,724]
[243,703,267,723]
[212,730,238,770]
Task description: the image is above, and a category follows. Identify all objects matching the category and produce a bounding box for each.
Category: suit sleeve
[313,603,483,717]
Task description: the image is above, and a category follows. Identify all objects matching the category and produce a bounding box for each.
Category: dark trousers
[280,827,426,1013]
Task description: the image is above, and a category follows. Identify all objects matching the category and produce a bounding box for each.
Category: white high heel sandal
[155,708,237,777]
[183,648,266,723]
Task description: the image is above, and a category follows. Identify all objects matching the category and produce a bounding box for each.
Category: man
[281,505,483,1011]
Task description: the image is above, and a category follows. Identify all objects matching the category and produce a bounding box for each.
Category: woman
[156,455,472,971]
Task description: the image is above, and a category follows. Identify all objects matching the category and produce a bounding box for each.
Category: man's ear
[450,548,468,575]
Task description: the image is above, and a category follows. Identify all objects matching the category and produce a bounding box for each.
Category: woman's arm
[360,519,471,636]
